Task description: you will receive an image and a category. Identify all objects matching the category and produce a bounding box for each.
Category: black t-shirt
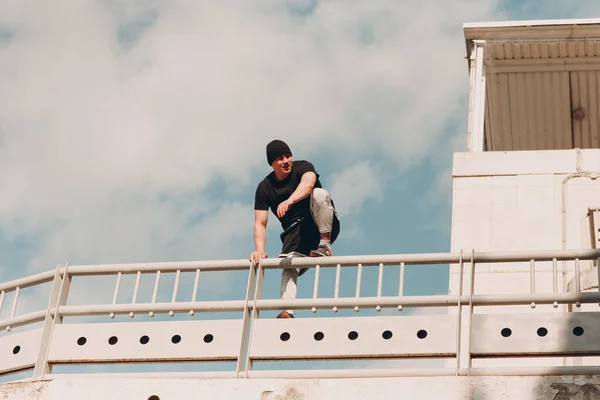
[254,160,322,255]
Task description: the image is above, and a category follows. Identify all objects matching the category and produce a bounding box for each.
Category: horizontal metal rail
[470,292,600,306]
[45,371,237,380]
[253,296,459,310]
[466,366,600,376]
[0,270,55,292]
[0,310,47,331]
[246,368,456,379]
[256,248,600,268]
[66,261,250,276]
[56,301,247,316]
[471,249,600,262]
[252,292,600,311]
[0,248,592,287]
[59,248,600,276]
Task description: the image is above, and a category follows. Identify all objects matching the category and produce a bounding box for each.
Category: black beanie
[266,140,292,165]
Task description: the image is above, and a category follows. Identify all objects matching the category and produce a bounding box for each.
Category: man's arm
[289,172,317,204]
[250,209,269,263]
[277,172,316,218]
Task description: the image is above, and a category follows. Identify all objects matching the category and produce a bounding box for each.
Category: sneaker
[310,243,332,257]
[277,311,295,319]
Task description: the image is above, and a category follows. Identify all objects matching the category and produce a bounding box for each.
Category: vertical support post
[399,262,405,296]
[235,261,257,377]
[455,250,464,376]
[33,263,72,380]
[152,271,161,303]
[466,251,477,375]
[530,259,536,294]
[575,258,581,293]
[112,272,122,305]
[172,270,181,302]
[467,40,486,152]
[355,264,363,298]
[132,271,141,304]
[459,250,476,376]
[553,258,558,293]
[244,258,265,378]
[377,263,384,298]
[334,264,341,298]
[9,287,20,318]
[313,265,321,299]
[192,269,200,302]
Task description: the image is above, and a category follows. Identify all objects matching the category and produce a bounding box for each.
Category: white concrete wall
[3,376,600,400]
[449,149,600,369]
[450,149,600,297]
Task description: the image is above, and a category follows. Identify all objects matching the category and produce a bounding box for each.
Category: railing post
[243,258,264,378]
[455,249,464,376]
[33,263,71,380]
[235,261,258,377]
[458,250,476,376]
[466,250,476,375]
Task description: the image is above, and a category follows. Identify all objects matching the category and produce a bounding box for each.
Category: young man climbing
[249,140,340,319]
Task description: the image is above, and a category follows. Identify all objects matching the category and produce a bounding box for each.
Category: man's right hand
[249,251,268,265]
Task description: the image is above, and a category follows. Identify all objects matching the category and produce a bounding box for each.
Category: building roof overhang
[462,18,600,152]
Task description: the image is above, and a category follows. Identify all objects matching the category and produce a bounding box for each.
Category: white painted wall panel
[248,316,456,361]
[0,328,41,375]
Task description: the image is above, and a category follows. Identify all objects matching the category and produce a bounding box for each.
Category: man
[249,140,340,318]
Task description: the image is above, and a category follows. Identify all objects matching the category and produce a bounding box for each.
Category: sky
[2,0,600,378]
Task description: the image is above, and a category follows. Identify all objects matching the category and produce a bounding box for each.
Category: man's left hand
[277,199,294,218]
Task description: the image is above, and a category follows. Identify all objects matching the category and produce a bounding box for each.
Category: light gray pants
[280,188,336,314]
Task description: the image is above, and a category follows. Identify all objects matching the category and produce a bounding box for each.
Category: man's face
[272,153,293,176]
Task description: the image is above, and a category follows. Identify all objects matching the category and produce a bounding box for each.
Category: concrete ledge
[4,375,600,400]
[453,149,600,177]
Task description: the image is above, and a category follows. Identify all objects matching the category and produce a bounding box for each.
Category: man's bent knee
[311,188,330,205]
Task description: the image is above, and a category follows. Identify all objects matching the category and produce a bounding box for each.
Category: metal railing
[0,248,599,382]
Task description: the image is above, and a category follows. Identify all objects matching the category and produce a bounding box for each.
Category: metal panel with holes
[0,328,42,374]
[47,320,242,364]
[471,312,600,356]
[248,316,456,361]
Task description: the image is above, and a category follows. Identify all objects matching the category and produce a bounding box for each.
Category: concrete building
[452,18,600,372]
[3,17,600,399]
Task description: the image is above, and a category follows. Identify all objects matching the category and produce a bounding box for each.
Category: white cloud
[329,162,382,217]
[0,0,508,278]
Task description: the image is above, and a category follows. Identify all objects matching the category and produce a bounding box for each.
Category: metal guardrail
[0,248,599,381]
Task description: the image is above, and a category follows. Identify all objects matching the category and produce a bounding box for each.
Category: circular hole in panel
[573,326,584,336]
[382,330,393,340]
[537,327,548,337]
[77,337,87,346]
[171,335,181,344]
[203,334,214,344]
[148,396,160,400]
[108,336,118,345]
[314,332,324,341]
[280,332,290,342]
[140,335,150,345]
[501,328,512,338]
[416,330,428,339]
[348,331,359,341]
[12,346,20,355]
